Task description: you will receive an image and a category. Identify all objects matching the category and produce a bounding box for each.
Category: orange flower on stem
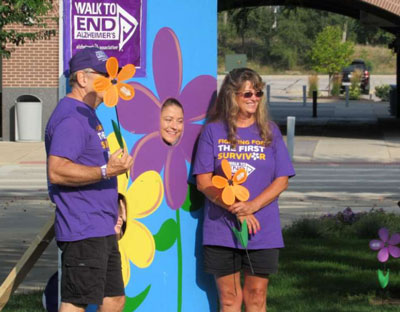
[212,159,250,206]
[93,56,136,107]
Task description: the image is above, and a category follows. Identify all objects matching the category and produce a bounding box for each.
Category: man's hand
[237,214,260,235]
[106,146,133,177]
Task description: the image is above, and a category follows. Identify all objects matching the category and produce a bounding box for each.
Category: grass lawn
[4,209,400,311]
[268,237,400,311]
[266,208,400,312]
[3,292,43,312]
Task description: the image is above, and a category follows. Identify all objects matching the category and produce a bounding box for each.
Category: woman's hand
[237,214,260,235]
[229,200,258,216]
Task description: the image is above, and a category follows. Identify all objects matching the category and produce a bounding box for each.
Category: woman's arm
[229,176,289,216]
[196,172,261,234]
[196,172,230,210]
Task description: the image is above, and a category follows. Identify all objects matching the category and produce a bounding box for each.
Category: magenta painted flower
[118,27,216,209]
[369,228,400,262]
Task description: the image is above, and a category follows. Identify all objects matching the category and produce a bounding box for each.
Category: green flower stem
[245,247,254,275]
[115,106,121,131]
[113,106,127,178]
[176,208,182,312]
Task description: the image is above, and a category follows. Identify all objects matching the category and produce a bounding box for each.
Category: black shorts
[58,235,124,306]
[203,245,279,277]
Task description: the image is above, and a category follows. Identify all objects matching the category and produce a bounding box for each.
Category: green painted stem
[176,208,182,312]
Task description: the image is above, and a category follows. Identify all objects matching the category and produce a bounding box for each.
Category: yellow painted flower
[119,170,163,286]
[93,57,136,107]
[107,134,164,286]
[107,132,129,195]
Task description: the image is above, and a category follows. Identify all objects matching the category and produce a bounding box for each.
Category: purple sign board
[64,0,146,76]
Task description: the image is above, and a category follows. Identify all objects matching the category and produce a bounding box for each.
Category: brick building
[1,3,60,141]
[2,0,400,141]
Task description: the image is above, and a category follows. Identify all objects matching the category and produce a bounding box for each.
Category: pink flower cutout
[369,227,400,262]
[117,27,216,209]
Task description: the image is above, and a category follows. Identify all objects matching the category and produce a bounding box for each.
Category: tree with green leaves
[269,7,312,69]
[0,0,56,58]
[230,7,254,53]
[310,25,354,91]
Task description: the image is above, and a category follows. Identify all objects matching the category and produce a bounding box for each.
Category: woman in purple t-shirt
[193,68,295,311]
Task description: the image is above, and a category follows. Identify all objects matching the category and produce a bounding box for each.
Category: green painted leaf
[231,219,248,248]
[232,227,241,245]
[240,219,248,248]
[112,119,124,149]
[153,218,178,251]
[181,183,204,212]
[123,284,151,312]
[377,269,390,289]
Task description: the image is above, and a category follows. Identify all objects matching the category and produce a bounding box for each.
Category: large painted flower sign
[118,27,216,209]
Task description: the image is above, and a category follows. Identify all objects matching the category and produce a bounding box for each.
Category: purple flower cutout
[118,27,216,209]
[369,228,400,262]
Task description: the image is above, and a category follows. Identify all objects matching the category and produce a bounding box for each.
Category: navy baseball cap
[69,47,109,75]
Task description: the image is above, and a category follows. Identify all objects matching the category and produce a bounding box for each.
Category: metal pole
[58,248,62,310]
[58,0,66,101]
[264,85,268,111]
[266,85,270,106]
[303,85,306,107]
[312,91,317,118]
[287,116,295,161]
[345,85,349,107]
[396,47,400,118]
[58,1,64,308]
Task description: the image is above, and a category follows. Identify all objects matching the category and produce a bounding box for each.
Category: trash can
[15,95,42,141]
[225,54,247,72]
[389,85,397,116]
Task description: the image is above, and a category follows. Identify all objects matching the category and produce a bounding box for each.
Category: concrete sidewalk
[0,142,52,294]
[0,97,399,295]
[0,141,46,165]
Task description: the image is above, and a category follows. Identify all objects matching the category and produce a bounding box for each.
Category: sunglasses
[237,90,264,98]
[84,70,109,77]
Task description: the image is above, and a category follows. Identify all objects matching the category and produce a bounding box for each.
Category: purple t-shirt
[193,121,295,249]
[45,97,118,242]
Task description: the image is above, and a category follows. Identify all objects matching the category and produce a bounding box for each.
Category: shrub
[352,208,400,238]
[308,74,319,98]
[284,207,400,239]
[331,74,341,96]
[375,84,390,101]
[349,69,362,100]
[284,218,325,238]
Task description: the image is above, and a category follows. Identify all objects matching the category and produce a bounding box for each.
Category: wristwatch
[100,164,109,180]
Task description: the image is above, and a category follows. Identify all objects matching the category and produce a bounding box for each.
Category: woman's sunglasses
[237,91,264,98]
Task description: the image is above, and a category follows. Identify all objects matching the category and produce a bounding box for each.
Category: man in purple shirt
[45,47,133,312]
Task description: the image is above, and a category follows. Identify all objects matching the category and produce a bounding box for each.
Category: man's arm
[48,146,133,187]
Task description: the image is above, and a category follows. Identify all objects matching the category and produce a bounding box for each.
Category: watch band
[101,164,109,180]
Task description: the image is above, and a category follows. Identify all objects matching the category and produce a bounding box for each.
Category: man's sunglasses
[237,91,264,98]
[84,70,109,77]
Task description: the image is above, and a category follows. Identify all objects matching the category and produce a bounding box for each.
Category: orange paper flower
[212,159,250,206]
[93,56,136,107]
